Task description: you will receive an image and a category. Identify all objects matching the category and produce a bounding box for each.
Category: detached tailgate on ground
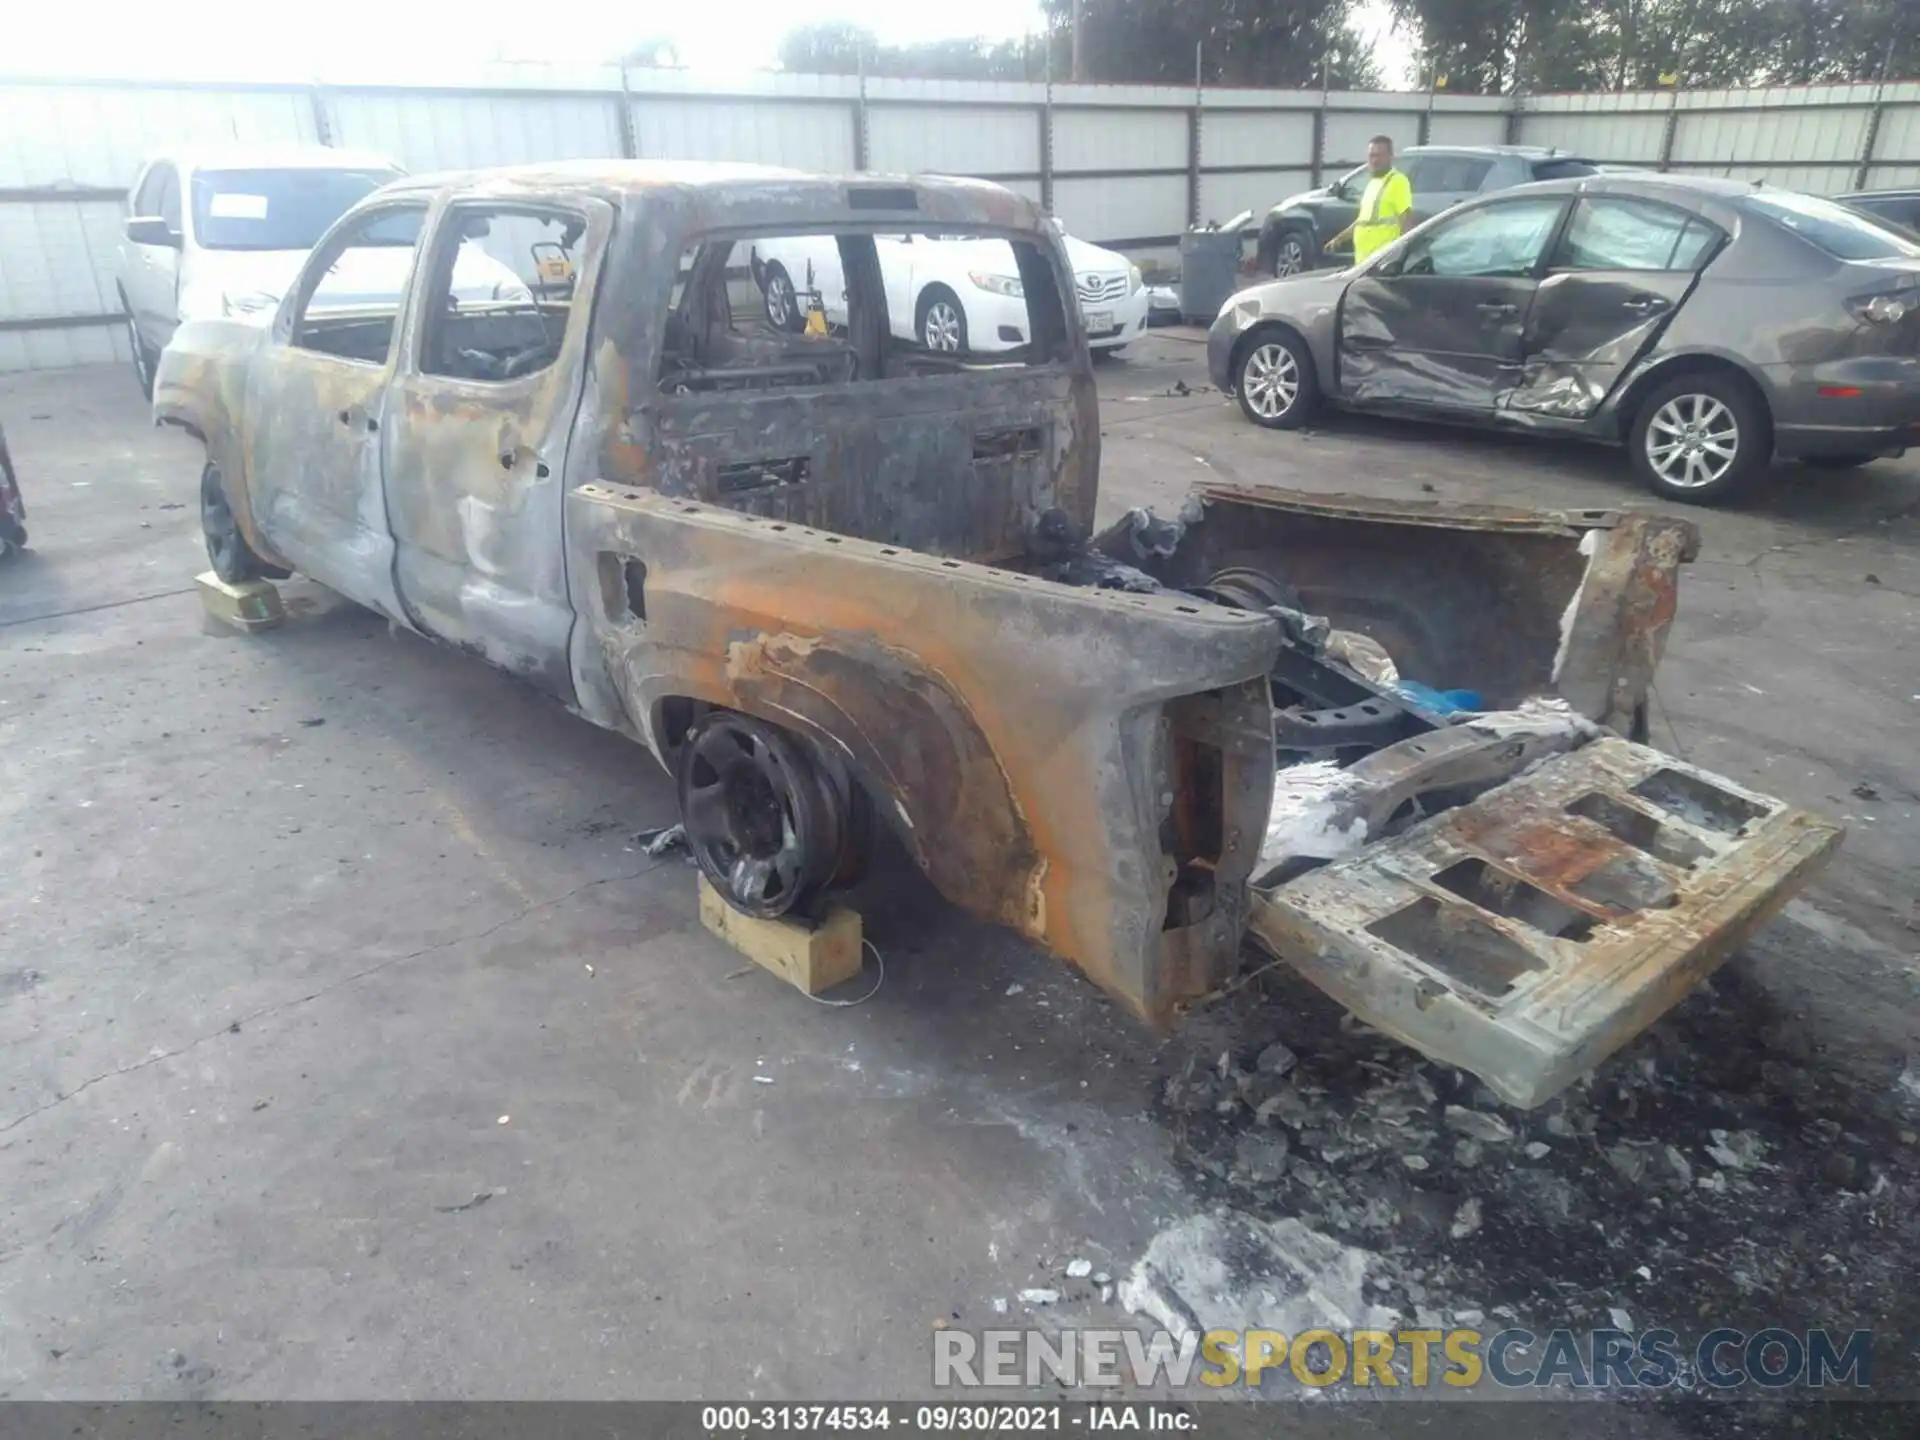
[1248,737,1842,1107]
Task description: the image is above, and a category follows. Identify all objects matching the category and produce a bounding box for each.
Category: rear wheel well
[655,696,708,760]
[1617,358,1773,451]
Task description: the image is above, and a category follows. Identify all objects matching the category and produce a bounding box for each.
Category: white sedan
[749,226,1150,355]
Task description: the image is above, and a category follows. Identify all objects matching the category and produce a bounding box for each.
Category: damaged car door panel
[153,164,1841,1107]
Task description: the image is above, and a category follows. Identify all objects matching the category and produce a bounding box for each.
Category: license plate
[1084,309,1113,331]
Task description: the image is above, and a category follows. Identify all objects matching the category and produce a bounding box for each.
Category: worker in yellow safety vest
[1327,135,1413,264]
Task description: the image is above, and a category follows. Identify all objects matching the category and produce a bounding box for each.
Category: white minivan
[119,146,532,397]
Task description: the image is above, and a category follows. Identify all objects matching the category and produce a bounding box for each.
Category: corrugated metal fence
[1,64,1916,372]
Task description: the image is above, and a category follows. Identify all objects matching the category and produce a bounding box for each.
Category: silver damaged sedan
[1208,173,1920,503]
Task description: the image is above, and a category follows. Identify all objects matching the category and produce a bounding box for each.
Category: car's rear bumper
[1768,356,1920,459]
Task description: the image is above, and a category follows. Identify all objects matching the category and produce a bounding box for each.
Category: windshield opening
[1745,191,1920,262]
[190,167,403,251]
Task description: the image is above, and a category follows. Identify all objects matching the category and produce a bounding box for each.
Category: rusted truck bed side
[1099,484,1701,734]
[569,483,1280,1023]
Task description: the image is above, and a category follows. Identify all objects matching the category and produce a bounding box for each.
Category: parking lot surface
[2,340,1916,1420]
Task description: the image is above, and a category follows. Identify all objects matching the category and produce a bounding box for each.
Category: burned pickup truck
[154,161,1839,1107]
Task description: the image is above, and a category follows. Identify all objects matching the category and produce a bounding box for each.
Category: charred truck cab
[154,162,1839,1109]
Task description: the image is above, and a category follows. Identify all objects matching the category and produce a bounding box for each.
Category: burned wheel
[676,712,843,919]
[200,462,289,584]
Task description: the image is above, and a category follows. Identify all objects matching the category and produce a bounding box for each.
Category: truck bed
[570,479,1838,1106]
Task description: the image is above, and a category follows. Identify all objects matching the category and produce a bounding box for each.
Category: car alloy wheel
[764,268,796,330]
[1242,341,1301,421]
[1645,392,1739,492]
[922,299,963,352]
[1275,235,1307,276]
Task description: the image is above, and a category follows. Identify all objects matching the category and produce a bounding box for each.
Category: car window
[419,207,574,383]
[1745,191,1920,260]
[1530,158,1600,182]
[1333,164,1368,199]
[1456,158,1496,191]
[1551,198,1723,272]
[1399,197,1566,279]
[157,167,182,233]
[1414,156,1495,193]
[1850,197,1920,234]
[291,202,429,365]
[132,164,169,217]
[658,227,1073,397]
[190,167,402,252]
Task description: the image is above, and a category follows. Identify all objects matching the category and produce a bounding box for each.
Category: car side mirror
[126,216,181,247]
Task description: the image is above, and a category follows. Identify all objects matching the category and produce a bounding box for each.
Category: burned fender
[569,484,1281,1024]
[152,319,288,573]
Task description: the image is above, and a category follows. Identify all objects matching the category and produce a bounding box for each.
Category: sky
[12,0,1411,87]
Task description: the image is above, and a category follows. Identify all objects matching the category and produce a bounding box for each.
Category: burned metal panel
[1248,737,1842,1108]
[153,323,293,575]
[568,483,1280,1024]
[238,343,408,619]
[381,197,617,700]
[1253,706,1603,881]
[575,174,1099,543]
[1553,512,1698,732]
[1505,269,1697,420]
[643,379,1091,565]
[1101,484,1698,728]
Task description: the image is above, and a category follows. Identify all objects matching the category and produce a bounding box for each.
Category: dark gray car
[1257,145,1599,277]
[1212,174,1920,502]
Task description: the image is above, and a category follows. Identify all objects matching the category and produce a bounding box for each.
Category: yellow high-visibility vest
[1354,169,1413,261]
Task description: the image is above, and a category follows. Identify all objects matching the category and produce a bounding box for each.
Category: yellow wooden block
[196,570,284,633]
[697,874,863,995]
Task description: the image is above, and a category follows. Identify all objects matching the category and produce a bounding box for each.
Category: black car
[1258,145,1601,276]
[1839,188,1920,239]
[0,422,25,557]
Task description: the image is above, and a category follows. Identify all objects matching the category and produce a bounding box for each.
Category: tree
[1391,0,1918,94]
[775,4,1386,89]
[776,24,1052,81]
[1043,0,1385,88]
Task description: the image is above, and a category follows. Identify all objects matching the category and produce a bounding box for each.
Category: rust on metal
[148,158,1835,1073]
[572,485,1279,1022]
[1248,737,1842,1107]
